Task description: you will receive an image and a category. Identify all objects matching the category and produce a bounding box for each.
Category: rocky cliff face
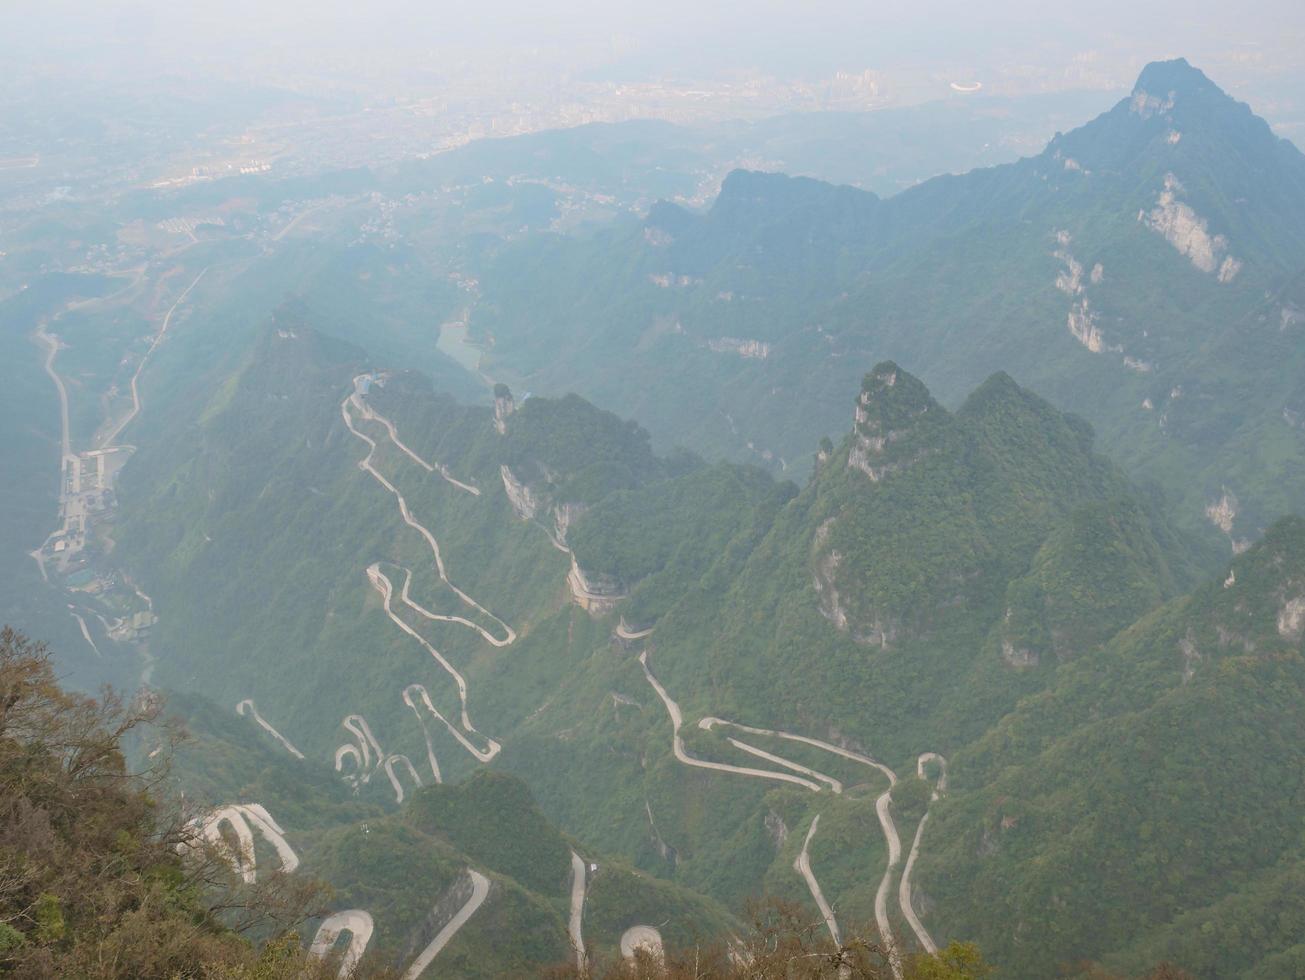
[552,501,587,549]
[500,465,539,521]
[493,384,515,435]
[566,553,626,615]
[500,463,622,615]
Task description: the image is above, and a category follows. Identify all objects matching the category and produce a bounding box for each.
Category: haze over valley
[3,4,1305,978]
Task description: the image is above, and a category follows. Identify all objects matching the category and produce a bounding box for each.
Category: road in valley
[98,267,209,449]
[71,612,102,657]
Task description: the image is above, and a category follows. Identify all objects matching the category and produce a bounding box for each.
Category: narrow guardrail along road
[310,909,375,980]
[641,652,947,979]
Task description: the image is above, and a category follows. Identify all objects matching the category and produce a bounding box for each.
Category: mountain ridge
[468,57,1305,555]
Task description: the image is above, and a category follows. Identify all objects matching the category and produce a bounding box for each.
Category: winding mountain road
[697,709,906,957]
[333,712,422,803]
[874,784,903,977]
[342,380,514,646]
[638,652,822,792]
[795,815,842,947]
[402,681,500,764]
[401,869,491,980]
[199,803,298,884]
[569,850,587,969]
[383,753,423,804]
[236,699,305,759]
[98,267,208,449]
[350,384,481,496]
[371,565,503,761]
[310,909,375,979]
[643,655,947,978]
[615,619,655,641]
[721,736,843,793]
[620,925,665,962]
[898,753,948,955]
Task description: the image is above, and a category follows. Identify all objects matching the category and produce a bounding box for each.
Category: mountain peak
[1130,58,1226,108]
[848,363,942,482]
[857,362,935,418]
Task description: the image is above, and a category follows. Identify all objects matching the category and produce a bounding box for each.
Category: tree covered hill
[151,689,741,978]
[464,59,1305,551]
[79,301,1304,977]
[918,516,1305,978]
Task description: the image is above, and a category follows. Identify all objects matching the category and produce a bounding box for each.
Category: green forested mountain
[920,516,1305,978]
[464,59,1305,550]
[159,692,740,978]
[85,300,1301,975]
[7,50,1305,980]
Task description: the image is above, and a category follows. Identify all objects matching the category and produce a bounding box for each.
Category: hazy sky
[7,1,1305,120]
[10,1,1305,70]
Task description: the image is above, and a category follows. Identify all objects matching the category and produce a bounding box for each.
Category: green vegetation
[13,65,1305,973]
[0,628,339,979]
[407,771,572,895]
[109,311,1286,975]
[919,517,1305,978]
[464,59,1305,554]
[569,462,794,624]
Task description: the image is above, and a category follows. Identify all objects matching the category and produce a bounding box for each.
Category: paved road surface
[310,909,375,979]
[620,925,664,962]
[569,851,587,969]
[341,382,515,645]
[236,699,305,759]
[794,815,842,946]
[99,267,208,449]
[402,869,491,979]
[898,754,949,955]
[639,652,822,792]
[644,655,952,979]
